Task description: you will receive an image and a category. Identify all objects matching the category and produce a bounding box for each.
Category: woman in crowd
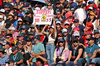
[66,38,84,66]
[24,38,33,65]
[5,44,12,56]
[42,20,57,66]
[52,39,69,66]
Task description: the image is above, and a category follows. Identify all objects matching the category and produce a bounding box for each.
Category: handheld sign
[33,10,53,25]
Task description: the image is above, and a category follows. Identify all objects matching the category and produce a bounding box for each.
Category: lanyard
[88,44,95,53]
[73,46,78,55]
[59,47,63,56]
[13,53,18,61]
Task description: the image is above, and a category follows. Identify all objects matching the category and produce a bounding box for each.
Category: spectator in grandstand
[66,38,85,66]
[9,46,24,66]
[83,37,99,66]
[52,39,69,66]
[0,48,8,65]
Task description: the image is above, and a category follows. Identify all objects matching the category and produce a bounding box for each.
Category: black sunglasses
[65,24,69,26]
[31,27,34,29]
[73,41,78,43]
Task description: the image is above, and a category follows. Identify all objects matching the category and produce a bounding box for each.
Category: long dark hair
[88,16,96,23]
[48,28,55,39]
[57,41,65,51]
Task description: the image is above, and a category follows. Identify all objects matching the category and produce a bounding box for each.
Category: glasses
[48,5,52,6]
[31,27,34,29]
[56,24,60,25]
[65,24,69,26]
[58,36,62,37]
[6,37,10,39]
[73,41,78,43]
[57,14,60,15]
[22,29,25,30]
[86,39,90,41]
[59,41,63,43]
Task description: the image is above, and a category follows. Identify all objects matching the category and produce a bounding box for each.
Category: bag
[56,56,61,62]
[56,48,64,62]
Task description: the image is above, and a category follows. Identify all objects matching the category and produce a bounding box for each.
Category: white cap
[0,15,3,19]
[62,29,67,33]
[35,7,40,10]
[73,31,80,36]
[18,18,22,22]
[88,7,93,10]
[56,21,61,24]
[0,9,5,13]
[64,21,69,25]
[50,25,54,29]
[9,27,16,30]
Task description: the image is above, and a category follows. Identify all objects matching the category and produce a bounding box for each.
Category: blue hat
[74,19,79,23]
[58,39,64,42]
[34,35,41,40]
[18,33,24,37]
[18,13,23,17]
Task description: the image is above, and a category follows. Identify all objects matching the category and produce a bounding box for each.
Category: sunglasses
[56,24,60,25]
[65,24,69,26]
[22,29,25,30]
[59,41,63,43]
[6,37,10,39]
[48,5,52,6]
[73,41,78,43]
[57,14,60,15]
[31,27,34,29]
[58,36,62,37]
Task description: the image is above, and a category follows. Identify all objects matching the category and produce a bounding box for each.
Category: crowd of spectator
[0,0,100,66]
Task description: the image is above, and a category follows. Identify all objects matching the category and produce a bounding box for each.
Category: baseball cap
[73,31,80,36]
[56,21,61,24]
[88,1,94,4]
[9,27,16,30]
[73,38,79,42]
[0,9,5,13]
[18,18,23,22]
[1,28,7,31]
[84,31,92,36]
[12,46,18,52]
[18,42,22,45]
[64,21,69,25]
[88,7,93,10]
[50,25,54,29]
[65,11,72,18]
[86,22,93,30]
[0,15,3,19]
[62,29,67,33]
[94,30,99,35]
[78,0,82,3]
[18,13,23,17]
[34,35,41,40]
[89,12,95,16]
[74,19,79,23]
[26,38,32,41]
[58,39,64,42]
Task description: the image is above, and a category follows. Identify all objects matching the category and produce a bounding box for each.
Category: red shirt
[9,38,14,48]
[0,0,3,6]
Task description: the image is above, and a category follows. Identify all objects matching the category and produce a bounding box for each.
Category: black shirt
[69,45,84,61]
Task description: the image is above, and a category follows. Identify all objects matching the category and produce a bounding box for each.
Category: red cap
[86,22,93,30]
[73,27,80,32]
[84,31,92,36]
[57,33,62,36]
[65,11,72,18]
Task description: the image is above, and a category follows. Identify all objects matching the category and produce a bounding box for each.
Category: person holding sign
[42,20,57,66]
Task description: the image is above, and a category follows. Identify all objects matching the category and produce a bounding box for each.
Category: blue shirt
[13,20,18,27]
[85,44,99,58]
[0,55,8,65]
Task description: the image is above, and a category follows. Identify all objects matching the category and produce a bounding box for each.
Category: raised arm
[34,23,43,35]
[41,25,48,35]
